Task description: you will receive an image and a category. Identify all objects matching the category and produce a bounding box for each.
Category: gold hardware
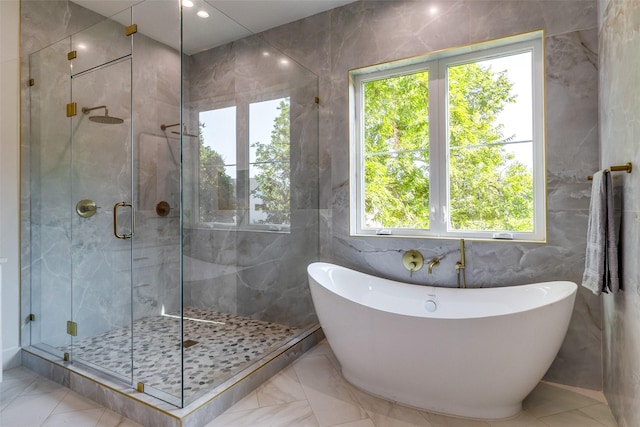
[155,201,171,217]
[137,382,144,392]
[28,78,35,87]
[588,162,632,180]
[27,313,35,322]
[315,97,320,104]
[67,50,77,60]
[66,102,77,117]
[427,258,440,274]
[125,24,138,36]
[67,321,78,337]
[402,250,424,275]
[455,239,467,288]
[113,202,134,239]
[63,352,70,361]
[76,199,98,218]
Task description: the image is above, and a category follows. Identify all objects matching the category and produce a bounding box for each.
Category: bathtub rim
[307,261,578,320]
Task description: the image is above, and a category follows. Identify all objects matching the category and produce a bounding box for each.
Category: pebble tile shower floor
[59,307,299,402]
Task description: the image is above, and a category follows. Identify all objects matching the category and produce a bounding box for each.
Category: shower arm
[82,105,109,115]
[160,123,180,131]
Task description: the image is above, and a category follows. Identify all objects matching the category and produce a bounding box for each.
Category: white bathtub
[307,262,577,420]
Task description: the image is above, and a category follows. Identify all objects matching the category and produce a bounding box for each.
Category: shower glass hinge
[137,382,144,393]
[67,50,77,60]
[66,320,78,337]
[27,313,35,322]
[28,78,35,87]
[125,24,137,36]
[63,352,70,362]
[66,102,77,117]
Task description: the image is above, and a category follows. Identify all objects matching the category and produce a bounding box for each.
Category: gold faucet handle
[402,250,424,275]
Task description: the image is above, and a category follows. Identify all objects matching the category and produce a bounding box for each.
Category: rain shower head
[82,105,124,124]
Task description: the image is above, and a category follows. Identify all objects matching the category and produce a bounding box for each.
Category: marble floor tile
[41,407,106,427]
[226,390,261,413]
[423,412,491,427]
[95,408,145,427]
[293,355,368,427]
[523,382,602,418]
[203,399,319,427]
[539,409,613,427]
[256,366,307,407]
[2,340,619,427]
[487,411,548,427]
[348,384,434,427]
[577,404,618,427]
[51,389,103,414]
[0,388,68,427]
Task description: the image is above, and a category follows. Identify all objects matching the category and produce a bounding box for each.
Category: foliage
[363,71,430,228]
[363,62,534,232]
[199,121,236,222]
[250,99,291,225]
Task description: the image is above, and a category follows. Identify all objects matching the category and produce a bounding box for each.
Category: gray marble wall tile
[599,0,640,425]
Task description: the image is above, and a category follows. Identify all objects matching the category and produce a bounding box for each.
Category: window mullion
[429,58,447,236]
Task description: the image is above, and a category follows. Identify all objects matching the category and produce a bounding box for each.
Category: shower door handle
[113,201,134,239]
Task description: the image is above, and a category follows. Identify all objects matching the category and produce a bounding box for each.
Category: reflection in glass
[249,97,291,226]
[199,106,237,223]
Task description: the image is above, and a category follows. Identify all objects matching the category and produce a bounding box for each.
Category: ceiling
[71,0,357,55]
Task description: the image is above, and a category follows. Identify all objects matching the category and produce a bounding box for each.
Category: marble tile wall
[599,1,640,426]
[260,0,602,389]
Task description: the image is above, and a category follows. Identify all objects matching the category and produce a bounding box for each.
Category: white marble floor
[1,341,618,427]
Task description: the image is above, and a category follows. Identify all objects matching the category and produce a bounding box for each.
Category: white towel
[582,170,620,295]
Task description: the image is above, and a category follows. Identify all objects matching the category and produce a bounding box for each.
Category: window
[350,31,545,241]
[198,96,291,231]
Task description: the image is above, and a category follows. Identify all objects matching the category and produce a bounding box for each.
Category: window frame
[349,31,546,242]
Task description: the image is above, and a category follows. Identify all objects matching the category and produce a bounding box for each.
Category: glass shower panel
[181,33,320,405]
[28,37,73,357]
[69,58,133,382]
[130,0,183,406]
[70,8,132,75]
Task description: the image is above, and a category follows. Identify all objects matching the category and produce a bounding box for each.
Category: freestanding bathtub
[307,262,577,420]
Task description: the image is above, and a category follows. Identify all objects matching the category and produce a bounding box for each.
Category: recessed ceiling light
[182,0,194,7]
[197,10,209,18]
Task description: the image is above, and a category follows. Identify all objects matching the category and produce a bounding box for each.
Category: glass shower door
[68,57,134,382]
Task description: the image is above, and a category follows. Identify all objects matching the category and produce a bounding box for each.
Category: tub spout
[427,258,440,274]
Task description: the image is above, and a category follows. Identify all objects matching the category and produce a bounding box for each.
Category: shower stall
[23,0,320,416]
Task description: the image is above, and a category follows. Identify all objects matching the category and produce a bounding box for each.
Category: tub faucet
[455,239,467,288]
[427,258,440,274]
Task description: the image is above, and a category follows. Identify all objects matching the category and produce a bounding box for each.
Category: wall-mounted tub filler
[455,239,467,288]
[427,257,440,274]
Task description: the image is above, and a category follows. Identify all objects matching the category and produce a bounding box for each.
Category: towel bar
[587,162,632,180]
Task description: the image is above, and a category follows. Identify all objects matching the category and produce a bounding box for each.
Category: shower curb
[22,325,324,427]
